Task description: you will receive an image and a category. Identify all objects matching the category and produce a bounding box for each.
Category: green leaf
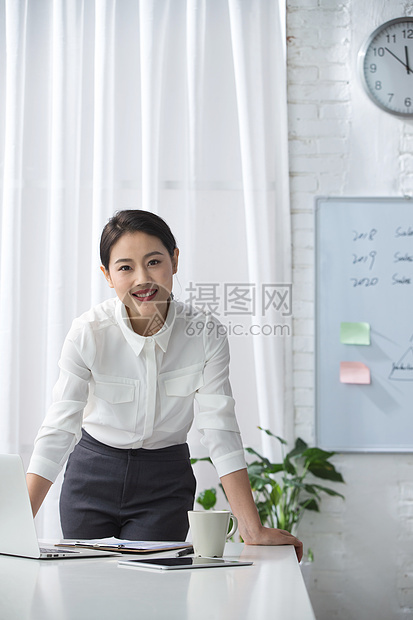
[248,462,285,476]
[190,456,213,465]
[257,426,287,445]
[246,453,284,476]
[256,501,273,527]
[282,477,306,490]
[302,447,336,462]
[248,467,274,490]
[248,475,270,492]
[196,488,217,510]
[266,463,285,474]
[287,437,308,459]
[308,463,344,482]
[247,463,267,476]
[283,456,297,476]
[277,504,286,530]
[269,484,282,506]
[245,447,272,467]
[309,484,345,499]
[300,498,320,512]
[302,483,318,495]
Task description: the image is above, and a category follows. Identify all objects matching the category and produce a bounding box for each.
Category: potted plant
[192,426,345,559]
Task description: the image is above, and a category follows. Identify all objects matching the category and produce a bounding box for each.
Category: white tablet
[118,557,253,570]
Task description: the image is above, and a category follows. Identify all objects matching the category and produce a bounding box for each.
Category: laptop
[0,454,119,560]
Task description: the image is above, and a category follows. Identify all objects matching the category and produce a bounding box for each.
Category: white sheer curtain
[0,0,292,537]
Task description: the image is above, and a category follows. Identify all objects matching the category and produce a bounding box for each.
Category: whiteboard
[315,197,413,452]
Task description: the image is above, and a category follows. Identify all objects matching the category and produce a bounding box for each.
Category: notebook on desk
[0,454,119,560]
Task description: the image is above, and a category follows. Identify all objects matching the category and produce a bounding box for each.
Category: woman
[27,210,303,560]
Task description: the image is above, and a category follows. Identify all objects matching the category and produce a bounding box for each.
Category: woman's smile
[131,288,159,302]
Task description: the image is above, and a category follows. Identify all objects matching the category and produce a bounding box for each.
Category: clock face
[358,17,413,117]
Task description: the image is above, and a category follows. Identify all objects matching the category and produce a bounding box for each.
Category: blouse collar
[115,298,176,356]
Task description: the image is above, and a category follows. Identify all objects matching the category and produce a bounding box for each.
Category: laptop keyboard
[40,547,77,554]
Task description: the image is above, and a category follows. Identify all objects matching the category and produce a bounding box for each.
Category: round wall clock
[358,17,413,117]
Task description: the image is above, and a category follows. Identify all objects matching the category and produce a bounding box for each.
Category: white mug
[188,510,238,558]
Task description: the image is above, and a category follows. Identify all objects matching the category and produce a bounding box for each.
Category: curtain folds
[92,0,116,304]
[0,0,27,454]
[0,0,291,536]
[228,0,293,457]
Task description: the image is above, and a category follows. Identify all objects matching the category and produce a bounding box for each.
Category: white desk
[0,543,315,619]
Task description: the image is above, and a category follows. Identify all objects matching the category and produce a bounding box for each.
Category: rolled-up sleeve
[194,322,247,478]
[27,326,93,483]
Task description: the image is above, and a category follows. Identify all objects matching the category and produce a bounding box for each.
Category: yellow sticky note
[340,322,370,346]
[340,362,371,385]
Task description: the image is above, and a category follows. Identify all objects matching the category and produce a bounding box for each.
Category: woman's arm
[26,473,53,518]
[220,468,303,562]
[27,326,92,505]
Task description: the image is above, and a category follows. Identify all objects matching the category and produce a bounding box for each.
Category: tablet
[118,557,253,570]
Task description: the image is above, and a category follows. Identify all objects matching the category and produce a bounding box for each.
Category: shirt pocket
[158,364,204,431]
[164,371,204,397]
[92,376,139,433]
[94,382,135,404]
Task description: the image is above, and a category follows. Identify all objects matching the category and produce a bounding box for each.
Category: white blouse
[27,297,246,483]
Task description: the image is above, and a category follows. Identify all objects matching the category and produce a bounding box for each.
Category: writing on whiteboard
[395,226,413,237]
[392,273,411,285]
[350,277,379,288]
[352,229,377,241]
[349,226,413,289]
[394,252,413,262]
[389,346,413,381]
[352,251,377,270]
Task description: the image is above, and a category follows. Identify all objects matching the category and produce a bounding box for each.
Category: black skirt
[59,430,196,541]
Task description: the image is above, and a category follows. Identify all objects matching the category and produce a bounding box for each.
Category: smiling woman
[99,211,179,336]
[100,231,178,336]
[100,210,179,336]
[25,209,302,560]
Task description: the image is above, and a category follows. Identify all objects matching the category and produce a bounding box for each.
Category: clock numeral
[388,93,394,102]
[402,29,413,39]
[386,34,397,43]
[373,47,385,57]
[375,81,382,90]
[369,63,377,73]
[405,97,412,107]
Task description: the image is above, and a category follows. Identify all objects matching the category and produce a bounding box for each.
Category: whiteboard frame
[315,195,413,453]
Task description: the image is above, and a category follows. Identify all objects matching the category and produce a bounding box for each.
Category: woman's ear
[172,248,179,274]
[100,265,114,288]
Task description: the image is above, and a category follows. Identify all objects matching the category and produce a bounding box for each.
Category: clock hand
[405,45,412,75]
[385,46,409,71]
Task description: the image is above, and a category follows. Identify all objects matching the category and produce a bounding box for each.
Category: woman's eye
[148,259,160,266]
[119,265,131,271]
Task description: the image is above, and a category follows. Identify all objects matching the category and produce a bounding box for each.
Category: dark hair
[100,210,177,270]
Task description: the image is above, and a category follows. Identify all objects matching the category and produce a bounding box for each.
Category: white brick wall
[287,1,413,618]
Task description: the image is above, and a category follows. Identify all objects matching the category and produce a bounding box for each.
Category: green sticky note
[340,322,370,345]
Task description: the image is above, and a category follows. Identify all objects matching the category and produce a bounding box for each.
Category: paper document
[57,538,191,554]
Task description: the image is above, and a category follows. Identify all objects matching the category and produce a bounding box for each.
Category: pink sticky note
[340,362,371,384]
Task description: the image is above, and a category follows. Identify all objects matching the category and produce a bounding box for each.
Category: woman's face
[101,231,178,333]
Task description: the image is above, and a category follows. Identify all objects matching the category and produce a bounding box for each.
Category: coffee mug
[188,510,238,557]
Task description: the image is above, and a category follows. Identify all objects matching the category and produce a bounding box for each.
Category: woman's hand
[241,523,303,562]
